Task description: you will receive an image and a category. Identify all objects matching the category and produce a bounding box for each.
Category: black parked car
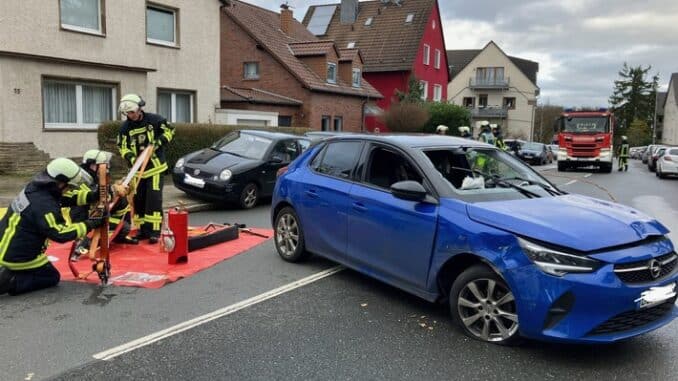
[517,142,549,165]
[172,130,309,208]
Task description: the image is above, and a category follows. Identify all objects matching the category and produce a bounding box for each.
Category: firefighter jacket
[117,112,175,178]
[619,143,629,158]
[0,172,88,270]
[61,165,130,224]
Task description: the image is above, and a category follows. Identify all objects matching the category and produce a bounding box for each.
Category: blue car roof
[322,133,493,149]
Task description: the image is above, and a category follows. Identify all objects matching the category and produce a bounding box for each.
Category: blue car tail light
[518,237,603,276]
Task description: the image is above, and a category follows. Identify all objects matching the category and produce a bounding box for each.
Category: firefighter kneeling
[0,158,104,296]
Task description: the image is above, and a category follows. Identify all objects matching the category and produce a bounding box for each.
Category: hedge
[98,122,311,173]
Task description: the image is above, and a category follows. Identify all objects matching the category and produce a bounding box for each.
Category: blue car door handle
[305,189,319,198]
[352,202,367,212]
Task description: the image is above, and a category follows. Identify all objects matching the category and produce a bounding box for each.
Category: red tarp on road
[47,227,273,288]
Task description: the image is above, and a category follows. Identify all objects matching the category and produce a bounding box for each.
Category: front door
[347,144,438,289]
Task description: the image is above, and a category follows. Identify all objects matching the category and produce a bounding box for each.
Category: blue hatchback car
[271,134,677,345]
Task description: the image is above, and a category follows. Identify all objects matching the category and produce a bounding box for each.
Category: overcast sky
[246,0,677,107]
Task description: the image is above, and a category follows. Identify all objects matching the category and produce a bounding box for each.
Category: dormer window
[406,14,414,23]
[352,68,362,87]
[365,17,373,26]
[347,42,355,48]
[327,63,337,84]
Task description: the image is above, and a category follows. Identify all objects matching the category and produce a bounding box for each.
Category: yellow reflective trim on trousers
[145,212,163,230]
[109,216,121,224]
[152,174,160,190]
[45,212,87,239]
[0,213,21,263]
[2,253,49,271]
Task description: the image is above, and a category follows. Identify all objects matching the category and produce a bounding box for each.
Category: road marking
[563,180,577,186]
[584,173,593,178]
[93,266,344,361]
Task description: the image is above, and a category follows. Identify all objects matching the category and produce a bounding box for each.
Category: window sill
[243,77,260,81]
[44,124,100,132]
[60,25,106,38]
[146,40,180,49]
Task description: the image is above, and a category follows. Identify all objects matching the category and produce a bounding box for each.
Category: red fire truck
[554,108,614,173]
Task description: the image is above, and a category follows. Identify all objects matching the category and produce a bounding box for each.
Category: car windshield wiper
[449,166,541,198]
[222,151,245,158]
[494,176,567,196]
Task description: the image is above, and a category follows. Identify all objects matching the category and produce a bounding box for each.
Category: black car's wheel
[274,207,310,262]
[450,265,521,345]
[239,183,258,209]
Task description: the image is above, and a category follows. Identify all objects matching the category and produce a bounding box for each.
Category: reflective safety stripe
[0,213,21,264]
[76,184,90,206]
[45,212,87,239]
[144,212,163,231]
[142,161,168,178]
[152,173,160,191]
[2,253,49,271]
[119,135,133,160]
[129,127,149,136]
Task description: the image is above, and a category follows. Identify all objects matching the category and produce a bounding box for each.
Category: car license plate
[635,282,676,309]
[184,174,205,189]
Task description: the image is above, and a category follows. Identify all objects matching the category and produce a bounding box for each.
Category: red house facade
[303,0,449,131]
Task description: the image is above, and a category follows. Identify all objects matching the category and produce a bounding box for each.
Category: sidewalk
[0,174,214,213]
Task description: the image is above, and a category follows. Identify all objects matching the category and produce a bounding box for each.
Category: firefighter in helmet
[492,124,508,151]
[478,121,495,145]
[117,94,175,244]
[0,158,104,296]
[458,126,471,139]
[618,135,629,171]
[436,125,449,135]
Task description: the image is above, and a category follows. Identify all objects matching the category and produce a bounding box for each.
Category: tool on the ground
[188,222,239,252]
[226,223,270,238]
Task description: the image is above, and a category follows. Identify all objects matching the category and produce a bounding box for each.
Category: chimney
[280,4,292,35]
[340,0,359,24]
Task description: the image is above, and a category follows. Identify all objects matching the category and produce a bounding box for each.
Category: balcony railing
[470,106,508,118]
[469,77,510,89]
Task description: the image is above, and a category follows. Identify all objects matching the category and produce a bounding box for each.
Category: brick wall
[220,12,368,130]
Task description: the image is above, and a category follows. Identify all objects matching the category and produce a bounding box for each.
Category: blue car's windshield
[424,147,561,198]
[212,132,273,160]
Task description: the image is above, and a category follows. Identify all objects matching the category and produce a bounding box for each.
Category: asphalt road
[1,159,676,381]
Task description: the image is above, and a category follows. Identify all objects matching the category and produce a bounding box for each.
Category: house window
[478,94,488,107]
[60,0,103,35]
[365,17,373,26]
[406,14,414,23]
[327,63,337,84]
[476,67,505,84]
[423,44,430,65]
[420,81,428,101]
[333,116,343,131]
[503,97,516,110]
[347,42,355,48]
[321,115,331,131]
[352,68,362,87]
[244,62,259,79]
[434,49,441,69]
[278,115,292,127]
[463,97,475,108]
[433,85,442,102]
[43,79,116,129]
[147,4,178,46]
[157,90,194,123]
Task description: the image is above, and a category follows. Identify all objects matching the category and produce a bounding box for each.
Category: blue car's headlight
[518,237,602,276]
[218,169,232,181]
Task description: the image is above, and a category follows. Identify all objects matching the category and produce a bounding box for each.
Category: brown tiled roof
[339,48,361,62]
[224,1,381,98]
[303,0,436,72]
[221,86,303,106]
[288,41,337,57]
[447,45,540,86]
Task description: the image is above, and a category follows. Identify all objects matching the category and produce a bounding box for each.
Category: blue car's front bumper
[508,264,678,343]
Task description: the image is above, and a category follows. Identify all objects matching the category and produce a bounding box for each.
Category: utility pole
[652,90,658,144]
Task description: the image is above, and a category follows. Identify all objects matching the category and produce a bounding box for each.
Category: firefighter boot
[0,266,16,295]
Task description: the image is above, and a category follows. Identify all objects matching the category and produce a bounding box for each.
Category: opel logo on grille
[648,259,662,279]
[193,169,201,176]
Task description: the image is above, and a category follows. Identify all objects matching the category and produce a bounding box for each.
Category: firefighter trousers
[618,156,628,171]
[6,262,60,295]
[134,173,164,237]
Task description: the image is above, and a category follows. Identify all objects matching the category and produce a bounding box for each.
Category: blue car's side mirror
[391,181,427,202]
